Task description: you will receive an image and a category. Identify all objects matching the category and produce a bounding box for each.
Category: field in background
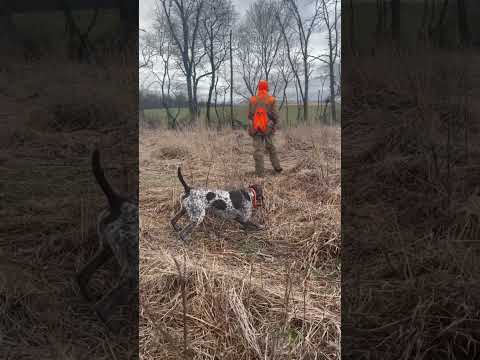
[140,125,341,359]
[141,103,341,128]
[1,58,138,358]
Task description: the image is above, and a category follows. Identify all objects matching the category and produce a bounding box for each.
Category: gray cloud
[139,0,156,30]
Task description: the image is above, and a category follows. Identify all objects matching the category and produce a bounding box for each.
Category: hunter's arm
[268,98,279,125]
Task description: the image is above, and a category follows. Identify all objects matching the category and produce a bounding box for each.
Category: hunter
[247,79,283,177]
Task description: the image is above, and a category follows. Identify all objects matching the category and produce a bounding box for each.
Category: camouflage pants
[252,133,281,176]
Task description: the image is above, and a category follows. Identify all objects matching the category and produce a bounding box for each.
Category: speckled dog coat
[76,149,138,326]
[171,168,263,241]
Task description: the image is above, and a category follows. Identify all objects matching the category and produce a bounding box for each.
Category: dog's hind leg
[170,208,186,231]
[94,277,135,325]
[177,210,204,242]
[178,222,196,242]
[76,245,113,301]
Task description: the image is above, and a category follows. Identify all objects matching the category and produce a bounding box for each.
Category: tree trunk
[229,30,234,128]
[329,64,336,125]
[303,57,309,124]
[391,0,400,42]
[0,4,17,48]
[457,0,470,47]
[376,0,384,42]
[117,0,137,49]
[328,32,336,125]
[222,90,227,127]
[186,70,195,123]
[349,0,355,53]
[439,0,449,46]
[206,72,215,127]
[285,95,289,127]
[295,81,301,124]
[417,0,429,43]
[206,40,215,127]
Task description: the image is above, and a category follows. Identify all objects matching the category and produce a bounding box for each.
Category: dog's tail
[177,167,190,195]
[92,149,125,211]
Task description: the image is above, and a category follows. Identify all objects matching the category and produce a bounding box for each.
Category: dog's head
[248,184,264,207]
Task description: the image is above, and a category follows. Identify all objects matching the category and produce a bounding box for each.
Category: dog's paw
[242,222,264,231]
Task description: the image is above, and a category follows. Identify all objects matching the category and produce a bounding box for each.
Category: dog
[76,149,138,325]
[171,167,264,241]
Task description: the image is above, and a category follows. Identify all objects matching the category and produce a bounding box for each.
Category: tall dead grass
[342,48,480,358]
[1,56,138,359]
[140,125,341,359]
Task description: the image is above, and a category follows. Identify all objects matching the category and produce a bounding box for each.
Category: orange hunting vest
[250,94,274,133]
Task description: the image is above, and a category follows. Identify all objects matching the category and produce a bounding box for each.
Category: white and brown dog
[76,149,138,325]
[171,168,264,241]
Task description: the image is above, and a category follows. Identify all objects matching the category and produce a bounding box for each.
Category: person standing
[247,80,283,177]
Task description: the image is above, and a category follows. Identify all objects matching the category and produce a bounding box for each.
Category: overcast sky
[140,0,259,27]
[139,0,337,102]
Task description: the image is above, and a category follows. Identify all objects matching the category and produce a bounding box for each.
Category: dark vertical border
[1,1,138,358]
[342,0,480,358]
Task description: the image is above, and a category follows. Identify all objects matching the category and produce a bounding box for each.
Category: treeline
[140,0,340,128]
[345,0,480,52]
[139,91,189,110]
[139,91,234,110]
[1,1,136,62]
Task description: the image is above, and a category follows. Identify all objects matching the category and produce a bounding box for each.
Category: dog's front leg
[178,221,196,242]
[238,219,263,231]
[170,208,186,231]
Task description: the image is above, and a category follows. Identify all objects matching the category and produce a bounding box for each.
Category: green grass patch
[141,103,340,128]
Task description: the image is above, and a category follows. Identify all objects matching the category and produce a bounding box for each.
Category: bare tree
[229,29,234,127]
[277,0,323,123]
[348,0,355,53]
[235,0,283,98]
[277,49,295,111]
[60,0,100,63]
[117,0,138,49]
[391,0,400,42]
[144,15,182,128]
[375,0,386,44]
[139,29,156,69]
[248,0,284,83]
[235,22,262,98]
[157,0,205,123]
[457,0,470,47]
[317,0,340,124]
[418,0,448,46]
[199,0,235,127]
[276,42,298,127]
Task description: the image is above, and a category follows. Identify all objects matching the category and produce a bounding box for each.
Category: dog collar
[249,186,259,208]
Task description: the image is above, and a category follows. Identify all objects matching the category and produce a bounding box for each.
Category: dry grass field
[1,58,138,359]
[139,125,341,359]
[1,48,339,360]
[342,48,480,358]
